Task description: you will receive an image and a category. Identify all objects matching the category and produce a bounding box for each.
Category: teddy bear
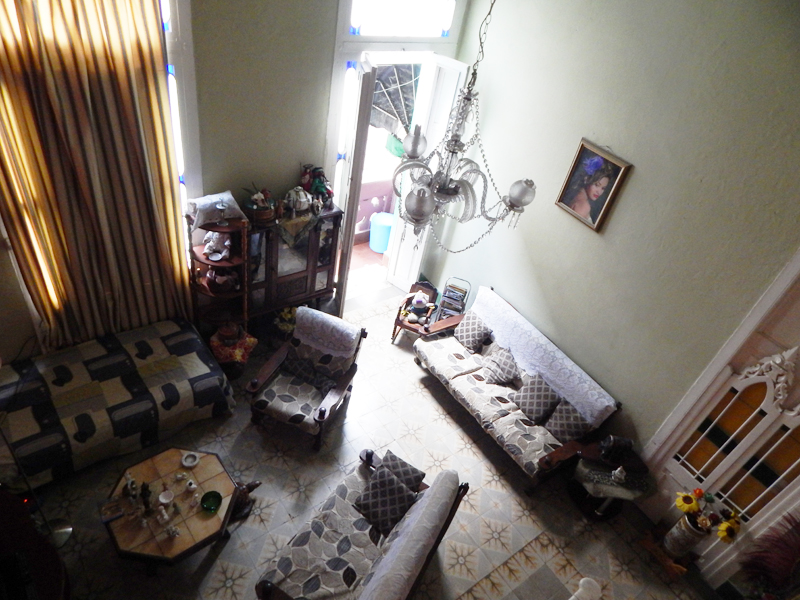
[405,290,435,325]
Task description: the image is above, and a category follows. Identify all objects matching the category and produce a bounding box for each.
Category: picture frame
[555,139,632,231]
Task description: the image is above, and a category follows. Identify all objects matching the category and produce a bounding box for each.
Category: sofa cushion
[412,335,485,384]
[544,399,594,442]
[484,411,562,476]
[381,450,425,491]
[257,373,324,435]
[454,311,492,353]
[354,466,417,536]
[259,467,381,599]
[481,347,519,385]
[509,374,563,424]
[281,354,337,397]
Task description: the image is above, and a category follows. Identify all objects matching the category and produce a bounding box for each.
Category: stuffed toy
[405,290,435,325]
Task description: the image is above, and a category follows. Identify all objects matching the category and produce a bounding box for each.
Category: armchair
[246,307,367,450]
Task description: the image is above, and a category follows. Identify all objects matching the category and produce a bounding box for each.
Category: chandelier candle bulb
[403,124,427,159]
[506,179,537,210]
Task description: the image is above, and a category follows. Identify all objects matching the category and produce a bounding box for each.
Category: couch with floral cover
[0,319,235,490]
[413,286,619,484]
[255,455,467,600]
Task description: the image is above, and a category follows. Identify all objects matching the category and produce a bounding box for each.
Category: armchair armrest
[314,363,358,422]
[246,341,291,396]
[422,313,464,336]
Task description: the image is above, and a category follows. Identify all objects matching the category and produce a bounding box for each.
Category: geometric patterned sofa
[413,286,619,485]
[256,462,467,600]
[0,319,235,489]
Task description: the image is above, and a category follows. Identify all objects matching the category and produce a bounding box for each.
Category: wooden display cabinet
[186,216,250,330]
[248,204,342,319]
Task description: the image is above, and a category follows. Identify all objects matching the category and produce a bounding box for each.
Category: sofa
[256,459,467,600]
[413,286,618,485]
[0,318,235,489]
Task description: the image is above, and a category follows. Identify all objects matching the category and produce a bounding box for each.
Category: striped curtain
[0,0,191,352]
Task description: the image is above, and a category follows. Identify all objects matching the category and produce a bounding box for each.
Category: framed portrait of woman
[555,139,632,231]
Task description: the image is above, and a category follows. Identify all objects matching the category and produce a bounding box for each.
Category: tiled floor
[36,288,711,600]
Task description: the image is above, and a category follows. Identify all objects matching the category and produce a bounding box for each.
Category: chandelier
[392,0,535,253]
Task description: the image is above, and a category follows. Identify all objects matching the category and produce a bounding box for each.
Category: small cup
[186,480,197,493]
[158,490,174,505]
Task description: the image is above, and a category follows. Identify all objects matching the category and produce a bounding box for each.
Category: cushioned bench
[0,319,235,489]
[413,286,619,485]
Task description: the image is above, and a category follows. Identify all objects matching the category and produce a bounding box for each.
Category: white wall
[191,0,338,199]
[423,0,800,444]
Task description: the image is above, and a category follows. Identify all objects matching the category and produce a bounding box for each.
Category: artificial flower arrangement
[274,306,297,335]
[675,488,741,543]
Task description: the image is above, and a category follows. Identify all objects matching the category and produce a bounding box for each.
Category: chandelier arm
[392,160,432,197]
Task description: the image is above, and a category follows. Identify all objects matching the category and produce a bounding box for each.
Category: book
[98,497,125,523]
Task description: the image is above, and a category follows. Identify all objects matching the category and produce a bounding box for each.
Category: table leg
[594,497,614,516]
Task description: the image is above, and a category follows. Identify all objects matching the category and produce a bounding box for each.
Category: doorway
[336,52,468,314]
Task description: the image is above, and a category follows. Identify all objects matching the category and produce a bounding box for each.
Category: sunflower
[718,521,738,543]
[675,492,700,513]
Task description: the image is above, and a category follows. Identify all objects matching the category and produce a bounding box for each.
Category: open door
[333,60,378,316]
[385,54,467,291]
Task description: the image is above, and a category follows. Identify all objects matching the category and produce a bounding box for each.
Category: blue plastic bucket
[369,212,393,254]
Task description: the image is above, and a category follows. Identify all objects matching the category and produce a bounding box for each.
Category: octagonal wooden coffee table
[105,448,237,573]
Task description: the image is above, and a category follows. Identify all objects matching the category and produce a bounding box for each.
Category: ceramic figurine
[612,466,627,483]
[140,482,152,513]
[190,492,200,507]
[175,472,186,481]
[166,525,180,538]
[231,480,262,522]
[186,479,197,493]
[156,505,170,525]
[124,471,138,499]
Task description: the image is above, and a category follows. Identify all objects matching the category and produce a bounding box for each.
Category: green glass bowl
[200,491,222,513]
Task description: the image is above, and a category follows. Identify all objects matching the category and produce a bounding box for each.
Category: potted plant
[243,183,276,225]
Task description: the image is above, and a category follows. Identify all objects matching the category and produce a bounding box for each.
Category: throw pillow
[509,374,563,423]
[353,466,417,536]
[482,347,520,385]
[454,311,492,353]
[544,399,594,443]
[381,450,425,491]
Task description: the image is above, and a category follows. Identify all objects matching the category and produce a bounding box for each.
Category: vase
[663,515,709,559]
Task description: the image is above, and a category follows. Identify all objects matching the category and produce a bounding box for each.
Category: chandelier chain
[430,217,500,254]
[472,99,502,200]
[468,0,498,91]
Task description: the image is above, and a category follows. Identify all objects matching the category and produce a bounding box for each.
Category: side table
[568,442,653,520]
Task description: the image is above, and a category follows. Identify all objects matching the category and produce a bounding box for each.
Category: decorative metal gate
[649,348,799,585]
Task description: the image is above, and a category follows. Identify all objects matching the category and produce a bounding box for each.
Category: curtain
[0,0,191,352]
